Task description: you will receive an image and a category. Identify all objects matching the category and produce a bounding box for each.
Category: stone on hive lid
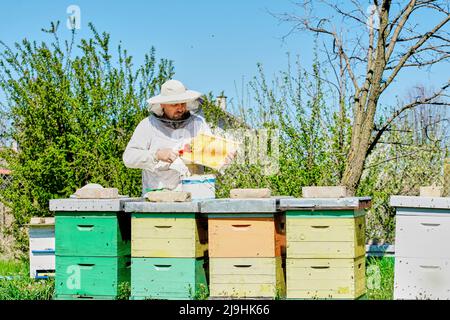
[302,186,348,198]
[420,186,443,197]
[230,188,271,199]
[28,217,55,226]
[74,183,119,199]
[145,190,192,202]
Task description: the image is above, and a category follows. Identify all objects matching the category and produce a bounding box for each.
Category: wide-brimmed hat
[147,80,202,116]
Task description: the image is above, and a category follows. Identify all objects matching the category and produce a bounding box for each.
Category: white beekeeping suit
[123,80,212,195]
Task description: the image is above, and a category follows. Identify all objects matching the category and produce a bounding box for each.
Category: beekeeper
[123,79,232,195]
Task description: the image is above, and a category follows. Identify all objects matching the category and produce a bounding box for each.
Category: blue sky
[0,0,448,113]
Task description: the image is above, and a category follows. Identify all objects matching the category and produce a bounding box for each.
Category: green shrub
[0,21,174,251]
[366,256,394,300]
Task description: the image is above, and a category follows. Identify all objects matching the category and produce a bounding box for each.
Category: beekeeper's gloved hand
[156,148,178,163]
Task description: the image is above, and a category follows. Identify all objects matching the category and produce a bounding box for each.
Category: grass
[0,257,395,300]
[0,259,25,276]
[366,256,395,300]
[0,259,55,300]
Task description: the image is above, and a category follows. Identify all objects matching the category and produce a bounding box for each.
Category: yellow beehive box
[180,133,240,170]
[287,216,365,258]
[209,257,285,299]
[286,256,366,299]
[131,214,208,258]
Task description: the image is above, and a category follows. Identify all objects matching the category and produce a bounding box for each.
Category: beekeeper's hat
[147,80,202,116]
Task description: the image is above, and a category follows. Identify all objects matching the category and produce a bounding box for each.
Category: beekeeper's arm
[122,120,171,171]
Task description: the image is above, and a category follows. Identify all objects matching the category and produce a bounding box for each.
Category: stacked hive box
[28,217,55,279]
[125,202,208,300]
[201,199,286,299]
[280,197,371,299]
[391,196,450,299]
[50,198,135,300]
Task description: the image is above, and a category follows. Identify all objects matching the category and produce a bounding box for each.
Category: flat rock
[146,191,192,202]
[74,187,119,199]
[302,186,348,198]
[420,186,443,197]
[230,188,271,199]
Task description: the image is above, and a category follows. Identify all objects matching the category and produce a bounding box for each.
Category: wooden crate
[55,255,130,298]
[29,225,55,251]
[286,215,365,258]
[396,214,450,259]
[208,217,284,258]
[394,257,450,300]
[55,212,130,257]
[131,257,208,300]
[30,249,55,279]
[209,257,285,298]
[28,218,55,278]
[286,256,366,299]
[391,196,450,300]
[131,213,207,258]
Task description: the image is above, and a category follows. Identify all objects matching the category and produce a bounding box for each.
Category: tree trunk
[341,134,369,196]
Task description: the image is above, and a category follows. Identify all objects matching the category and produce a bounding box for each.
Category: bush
[0,22,174,251]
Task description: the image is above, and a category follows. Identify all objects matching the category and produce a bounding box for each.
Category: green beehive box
[55,212,130,257]
[55,255,130,299]
[50,198,137,257]
[130,257,208,300]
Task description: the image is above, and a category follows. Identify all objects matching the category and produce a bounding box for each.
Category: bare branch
[385,0,417,63]
[385,53,450,69]
[366,81,450,156]
[382,14,450,91]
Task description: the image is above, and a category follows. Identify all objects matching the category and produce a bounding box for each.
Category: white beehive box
[390,196,450,300]
[28,217,55,279]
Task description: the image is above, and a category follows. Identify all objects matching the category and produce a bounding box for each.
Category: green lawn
[0,257,394,300]
[0,259,55,300]
[366,256,395,300]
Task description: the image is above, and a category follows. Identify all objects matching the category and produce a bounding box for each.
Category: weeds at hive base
[0,259,54,300]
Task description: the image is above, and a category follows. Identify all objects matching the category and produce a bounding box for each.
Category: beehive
[50,198,137,300]
[131,257,208,300]
[280,197,371,300]
[201,198,286,299]
[391,196,450,300]
[28,217,55,279]
[125,201,208,300]
[209,257,285,298]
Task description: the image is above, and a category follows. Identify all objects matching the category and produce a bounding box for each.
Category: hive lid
[279,197,372,210]
[27,217,55,227]
[125,201,200,213]
[200,198,278,213]
[390,196,450,210]
[49,197,143,212]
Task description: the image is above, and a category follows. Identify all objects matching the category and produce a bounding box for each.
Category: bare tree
[275,0,450,194]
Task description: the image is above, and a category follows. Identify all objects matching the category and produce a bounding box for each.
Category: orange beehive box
[201,199,285,258]
[208,217,284,257]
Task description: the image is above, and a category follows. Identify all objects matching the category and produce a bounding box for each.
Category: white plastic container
[181,174,216,200]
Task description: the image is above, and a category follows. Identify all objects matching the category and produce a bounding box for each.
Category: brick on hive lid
[302,186,348,198]
[145,190,192,202]
[229,188,271,199]
[28,217,55,226]
[420,186,443,197]
[73,183,119,199]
